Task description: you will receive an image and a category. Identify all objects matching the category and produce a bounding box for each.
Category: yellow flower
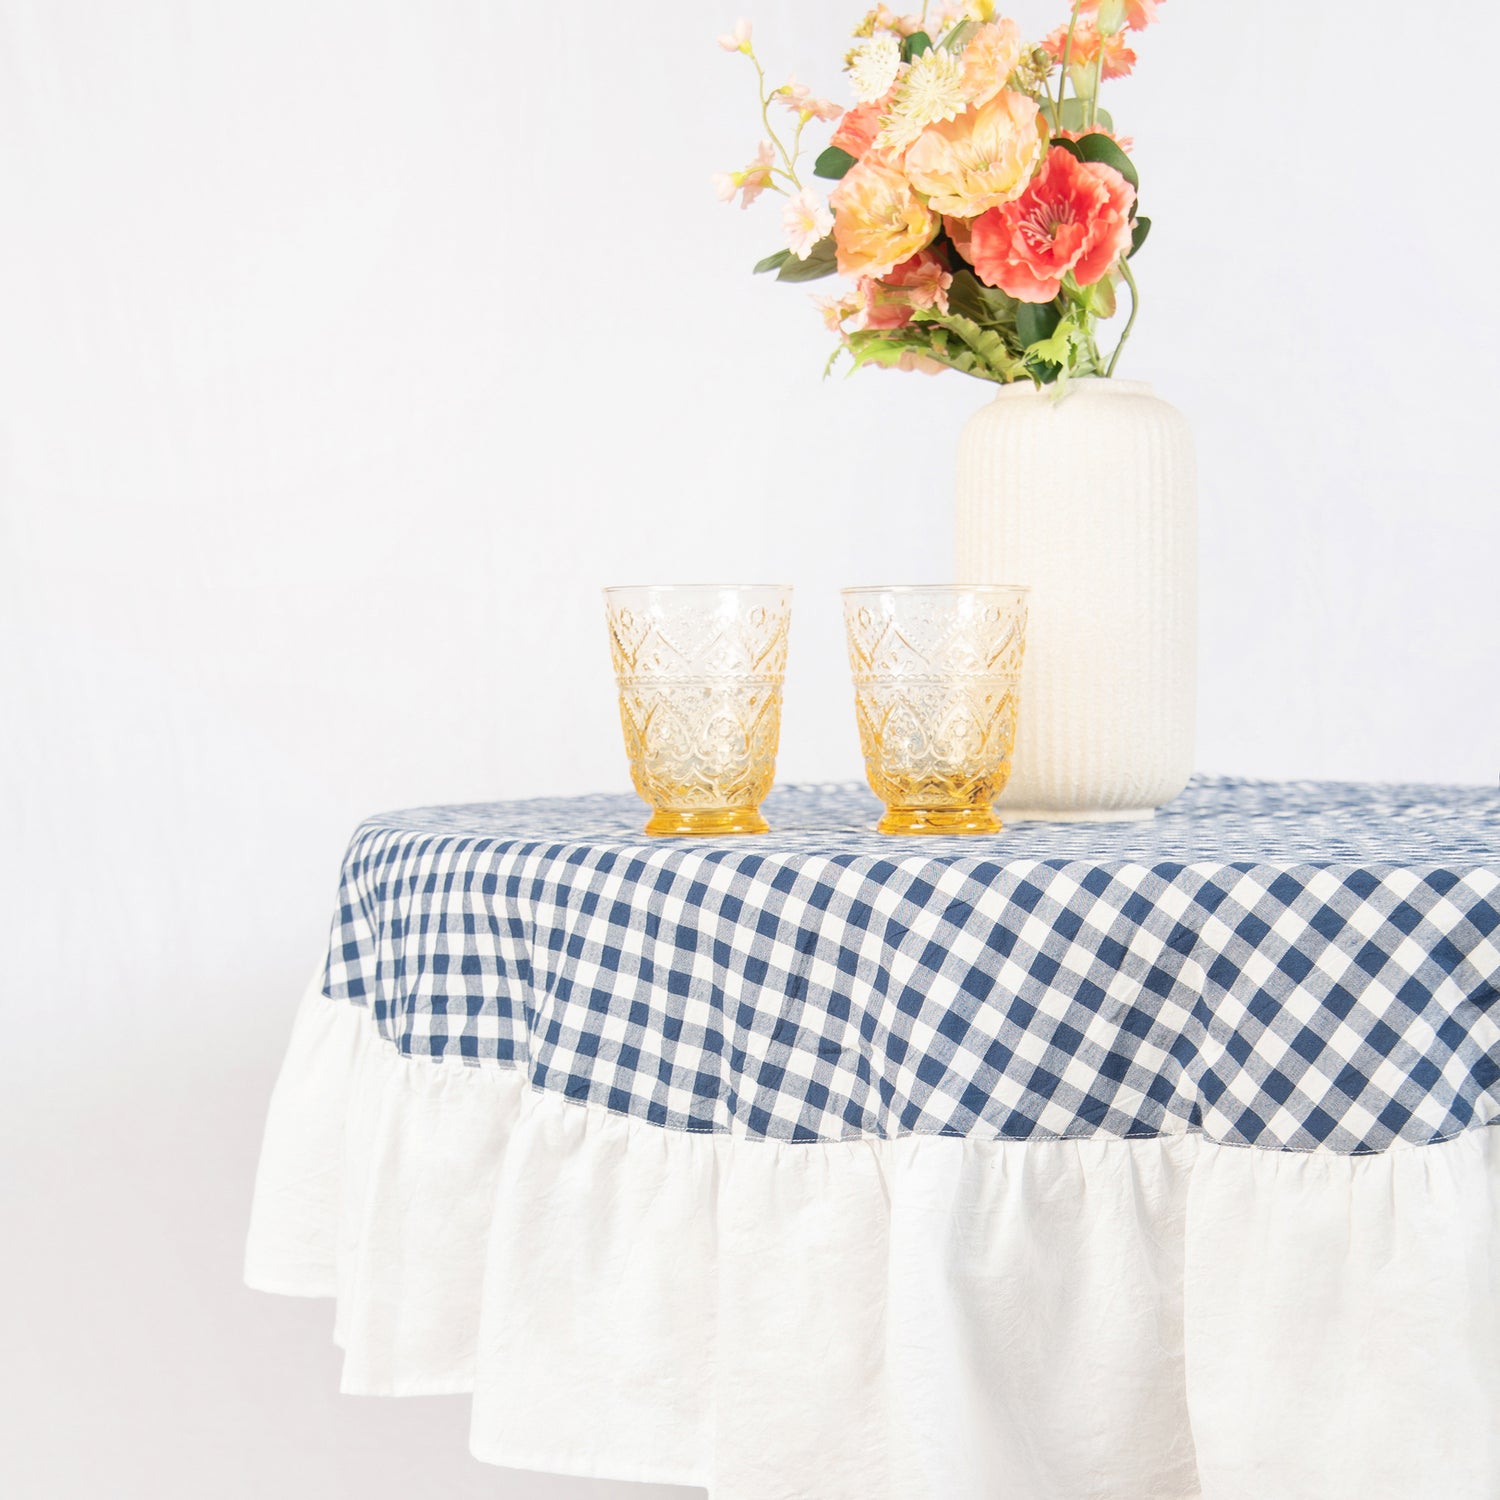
[830,159,939,279]
[903,89,1045,218]
[961,20,1025,107]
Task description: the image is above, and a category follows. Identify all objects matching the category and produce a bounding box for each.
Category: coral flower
[830,158,938,279]
[859,248,954,329]
[1042,20,1137,81]
[894,250,953,311]
[969,145,1135,302]
[830,97,888,161]
[860,279,914,331]
[1077,0,1164,31]
[960,20,1024,108]
[903,89,1045,218]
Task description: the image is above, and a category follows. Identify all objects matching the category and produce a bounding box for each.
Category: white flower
[876,46,967,152]
[717,19,752,53]
[848,35,902,103]
[783,187,834,258]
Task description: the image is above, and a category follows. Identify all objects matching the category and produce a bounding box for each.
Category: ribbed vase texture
[955,379,1197,821]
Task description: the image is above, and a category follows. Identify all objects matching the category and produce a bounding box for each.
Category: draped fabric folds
[246,983,1500,1500]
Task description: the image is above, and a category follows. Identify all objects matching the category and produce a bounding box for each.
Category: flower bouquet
[714,2,1162,385]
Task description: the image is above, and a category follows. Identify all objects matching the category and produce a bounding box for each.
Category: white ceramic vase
[955,378,1196,822]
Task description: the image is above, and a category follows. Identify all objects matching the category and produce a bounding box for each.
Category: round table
[246,778,1500,1500]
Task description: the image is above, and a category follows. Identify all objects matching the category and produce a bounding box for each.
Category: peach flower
[778,77,842,123]
[961,20,1024,108]
[969,145,1135,302]
[830,158,938,278]
[1042,20,1137,81]
[942,214,976,267]
[783,187,834,259]
[717,19,752,53]
[711,140,776,210]
[812,290,862,334]
[903,89,1045,218]
[894,349,946,374]
[863,6,929,39]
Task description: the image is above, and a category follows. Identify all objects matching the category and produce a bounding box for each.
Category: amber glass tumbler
[605,585,792,836]
[842,585,1029,835]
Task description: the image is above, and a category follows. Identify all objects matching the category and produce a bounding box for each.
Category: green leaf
[845,333,910,369]
[1016,301,1068,383]
[1049,137,1085,163]
[901,30,932,61]
[1015,300,1061,349]
[1068,131,1139,193]
[1129,216,1151,258]
[775,235,837,282]
[945,270,1021,330]
[912,312,1029,383]
[753,250,791,275]
[814,146,857,181]
[1027,322,1086,370]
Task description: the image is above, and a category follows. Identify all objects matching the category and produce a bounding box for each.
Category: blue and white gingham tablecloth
[321,777,1500,1156]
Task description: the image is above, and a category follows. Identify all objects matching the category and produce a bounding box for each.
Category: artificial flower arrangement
[714,1,1162,385]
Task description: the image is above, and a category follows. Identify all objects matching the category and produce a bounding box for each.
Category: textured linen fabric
[323,778,1500,1151]
[246,986,1500,1500]
[246,779,1500,1498]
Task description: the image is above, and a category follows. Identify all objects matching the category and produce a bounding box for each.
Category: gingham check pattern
[323,777,1500,1153]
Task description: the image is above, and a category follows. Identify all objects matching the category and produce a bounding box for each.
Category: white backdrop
[2,2,1496,1496]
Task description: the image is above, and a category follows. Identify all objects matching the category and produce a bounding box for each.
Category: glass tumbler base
[644,807,769,837]
[877,806,1003,836]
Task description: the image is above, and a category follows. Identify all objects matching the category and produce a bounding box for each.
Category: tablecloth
[246,777,1500,1500]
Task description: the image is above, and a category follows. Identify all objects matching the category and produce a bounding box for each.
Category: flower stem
[1058,1,1081,122]
[751,55,800,188]
[1089,47,1103,127]
[1106,260,1139,377]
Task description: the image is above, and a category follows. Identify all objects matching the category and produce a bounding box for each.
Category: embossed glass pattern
[843,585,1029,835]
[605,585,792,836]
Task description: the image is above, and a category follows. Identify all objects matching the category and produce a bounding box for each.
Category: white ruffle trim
[246,980,1500,1500]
